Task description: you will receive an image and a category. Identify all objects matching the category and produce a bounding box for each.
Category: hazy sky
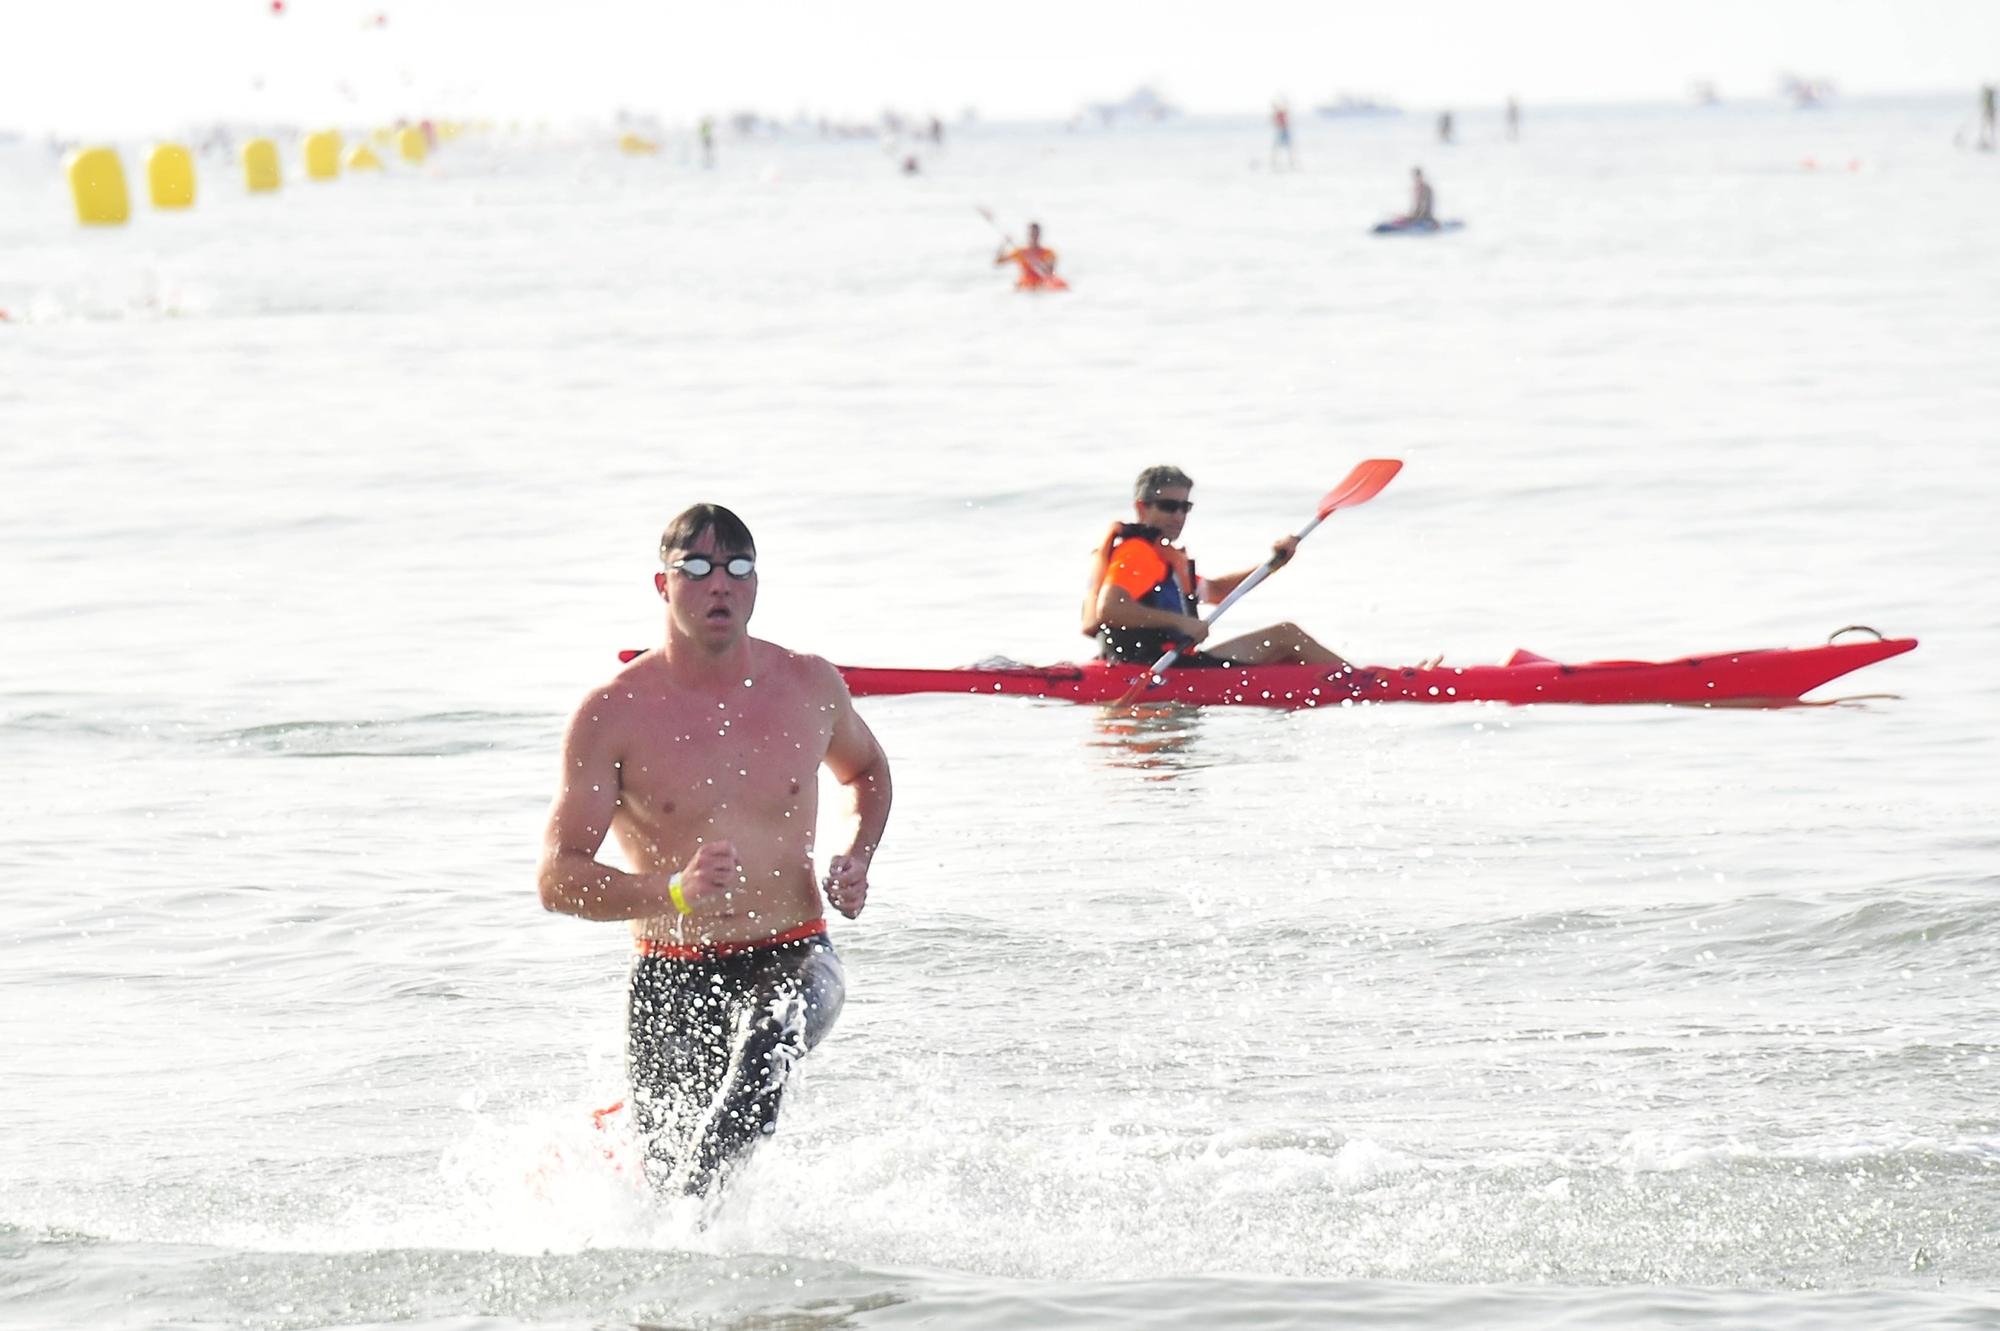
[5,0,1996,135]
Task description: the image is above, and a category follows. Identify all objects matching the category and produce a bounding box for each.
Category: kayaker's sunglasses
[670,554,756,581]
[1147,498,1195,514]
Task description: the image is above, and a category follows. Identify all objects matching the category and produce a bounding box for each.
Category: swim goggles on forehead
[669,554,756,581]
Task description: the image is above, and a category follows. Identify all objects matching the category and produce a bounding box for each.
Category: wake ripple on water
[217,712,550,759]
[1409,888,2000,987]
[0,704,553,758]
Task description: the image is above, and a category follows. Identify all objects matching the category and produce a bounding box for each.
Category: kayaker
[996,221,1062,290]
[1084,465,1352,670]
[1404,167,1436,225]
[536,502,893,1199]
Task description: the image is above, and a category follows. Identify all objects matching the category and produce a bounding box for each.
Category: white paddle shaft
[1140,508,1330,677]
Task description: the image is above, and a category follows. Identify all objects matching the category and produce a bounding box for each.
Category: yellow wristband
[668,872,692,917]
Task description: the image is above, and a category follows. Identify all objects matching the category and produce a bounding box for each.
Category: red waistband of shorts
[635,919,828,962]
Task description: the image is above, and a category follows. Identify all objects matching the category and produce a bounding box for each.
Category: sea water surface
[2,100,1997,1329]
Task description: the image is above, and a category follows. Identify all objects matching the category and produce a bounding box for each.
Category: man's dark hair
[659,503,756,564]
[1133,465,1194,501]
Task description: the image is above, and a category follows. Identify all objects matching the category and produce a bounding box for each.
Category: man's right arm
[536,693,671,921]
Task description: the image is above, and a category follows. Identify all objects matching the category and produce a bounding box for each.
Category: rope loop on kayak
[1827,624,1885,644]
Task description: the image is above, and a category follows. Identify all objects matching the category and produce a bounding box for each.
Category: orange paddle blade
[1315,458,1402,519]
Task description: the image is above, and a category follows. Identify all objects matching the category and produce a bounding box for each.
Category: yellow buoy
[346,143,383,171]
[66,147,130,225]
[146,143,196,209]
[303,130,343,180]
[619,132,660,155]
[243,138,282,192]
[397,127,427,164]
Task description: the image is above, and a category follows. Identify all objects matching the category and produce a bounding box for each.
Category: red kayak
[832,634,1917,709]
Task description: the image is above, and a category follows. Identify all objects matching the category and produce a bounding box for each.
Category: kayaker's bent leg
[1207,622,1351,671]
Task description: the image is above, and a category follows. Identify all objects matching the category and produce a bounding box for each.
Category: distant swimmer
[1982,85,1996,152]
[1084,466,1352,671]
[1271,100,1296,170]
[995,220,1066,291]
[1437,110,1454,144]
[698,116,715,168]
[1405,166,1435,224]
[536,503,892,1199]
[1506,96,1520,141]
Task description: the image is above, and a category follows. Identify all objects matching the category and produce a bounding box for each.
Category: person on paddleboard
[1404,167,1436,225]
[1084,465,1352,670]
[536,503,893,1199]
[995,221,1064,290]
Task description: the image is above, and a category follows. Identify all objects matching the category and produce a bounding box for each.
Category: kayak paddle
[1112,457,1403,708]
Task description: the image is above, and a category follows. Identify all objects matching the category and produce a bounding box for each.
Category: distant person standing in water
[699,116,715,168]
[1981,86,1996,151]
[1438,110,1454,144]
[1271,101,1296,170]
[1506,97,1520,141]
[1404,167,1436,224]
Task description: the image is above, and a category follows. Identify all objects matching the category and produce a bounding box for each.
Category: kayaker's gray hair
[660,503,756,564]
[1133,465,1194,500]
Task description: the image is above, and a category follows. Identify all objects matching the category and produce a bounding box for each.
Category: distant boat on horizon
[1314,95,1403,119]
[1780,74,1837,109]
[1084,85,1179,126]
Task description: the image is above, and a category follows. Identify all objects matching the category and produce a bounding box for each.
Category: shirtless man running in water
[537,503,892,1198]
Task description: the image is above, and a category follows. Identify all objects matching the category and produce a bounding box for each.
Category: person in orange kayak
[1084,465,1352,670]
[995,221,1065,290]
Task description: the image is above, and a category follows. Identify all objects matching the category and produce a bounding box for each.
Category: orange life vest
[1082,524,1196,641]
